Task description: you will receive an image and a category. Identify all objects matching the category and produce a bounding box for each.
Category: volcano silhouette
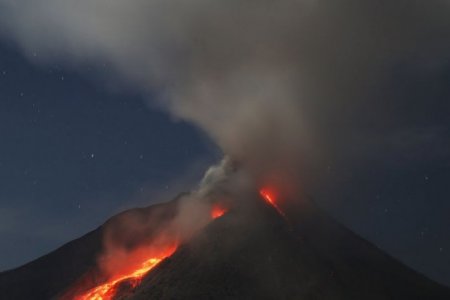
[1,192,449,300]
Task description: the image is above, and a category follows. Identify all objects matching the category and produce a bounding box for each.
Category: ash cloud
[1,0,450,191]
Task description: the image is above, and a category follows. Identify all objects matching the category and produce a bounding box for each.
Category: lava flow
[259,188,286,218]
[74,204,228,300]
[75,245,177,300]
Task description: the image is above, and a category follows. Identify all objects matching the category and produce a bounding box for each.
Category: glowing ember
[74,245,177,300]
[259,188,286,218]
[211,204,227,219]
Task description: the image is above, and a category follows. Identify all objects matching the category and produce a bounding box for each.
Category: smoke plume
[2,1,450,192]
[3,1,450,291]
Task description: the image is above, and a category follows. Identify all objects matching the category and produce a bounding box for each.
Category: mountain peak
[1,192,449,300]
[122,193,450,299]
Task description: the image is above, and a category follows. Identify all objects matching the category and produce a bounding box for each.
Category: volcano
[1,191,449,300]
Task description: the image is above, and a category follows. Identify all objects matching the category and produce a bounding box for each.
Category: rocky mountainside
[0,192,449,300]
[124,193,450,300]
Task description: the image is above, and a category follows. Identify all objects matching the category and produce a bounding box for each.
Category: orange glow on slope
[211,203,227,219]
[74,204,229,300]
[75,245,177,300]
[259,188,286,218]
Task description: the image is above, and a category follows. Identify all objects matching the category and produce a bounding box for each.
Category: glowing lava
[75,245,177,300]
[211,203,227,219]
[74,204,229,300]
[259,188,286,218]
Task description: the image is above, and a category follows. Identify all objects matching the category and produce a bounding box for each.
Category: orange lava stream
[75,246,177,300]
[75,204,228,300]
[259,188,286,218]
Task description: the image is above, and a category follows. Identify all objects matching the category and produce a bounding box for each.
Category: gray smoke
[1,0,450,193]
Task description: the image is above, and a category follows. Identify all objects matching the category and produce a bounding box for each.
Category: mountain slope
[0,192,449,300]
[0,198,181,300]
[0,226,102,300]
[124,193,450,300]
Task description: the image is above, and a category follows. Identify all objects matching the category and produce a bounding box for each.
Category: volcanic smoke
[2,0,450,192]
[2,1,450,298]
[2,1,450,226]
[73,201,230,300]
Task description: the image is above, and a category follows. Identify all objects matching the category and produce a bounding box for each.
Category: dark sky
[0,38,449,288]
[0,42,218,271]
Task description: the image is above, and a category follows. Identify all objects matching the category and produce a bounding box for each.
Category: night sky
[0,22,450,289]
[0,42,218,271]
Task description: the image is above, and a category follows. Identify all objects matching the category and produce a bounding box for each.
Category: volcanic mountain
[1,191,449,300]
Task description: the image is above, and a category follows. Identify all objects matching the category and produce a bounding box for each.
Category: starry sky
[0,38,449,288]
[0,41,218,271]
